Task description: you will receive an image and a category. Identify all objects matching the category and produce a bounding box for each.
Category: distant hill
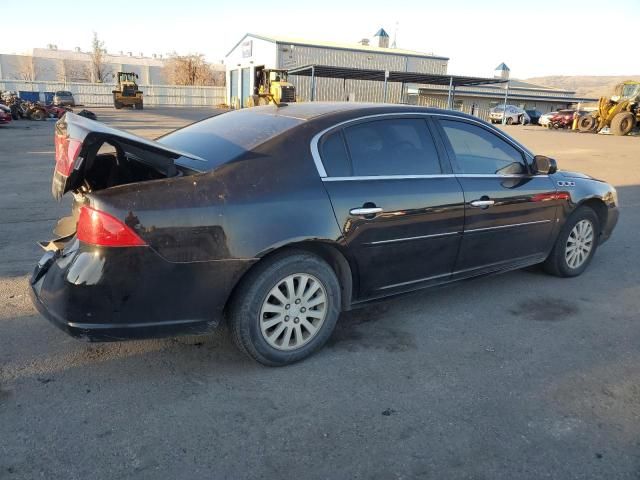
[524,75,640,99]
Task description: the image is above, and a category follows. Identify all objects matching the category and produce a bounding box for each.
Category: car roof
[246,102,473,122]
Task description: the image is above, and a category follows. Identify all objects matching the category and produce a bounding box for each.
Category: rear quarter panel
[88,123,342,263]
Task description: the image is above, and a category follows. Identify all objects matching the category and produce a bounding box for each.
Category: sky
[2,0,638,79]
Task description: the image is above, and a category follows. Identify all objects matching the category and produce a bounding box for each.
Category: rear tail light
[54,134,82,176]
[77,206,146,247]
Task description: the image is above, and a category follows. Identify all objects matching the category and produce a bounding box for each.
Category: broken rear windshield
[158,109,304,171]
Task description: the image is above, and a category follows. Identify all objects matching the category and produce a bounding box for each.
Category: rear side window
[342,118,441,176]
[159,109,304,171]
[320,131,351,177]
[440,120,525,175]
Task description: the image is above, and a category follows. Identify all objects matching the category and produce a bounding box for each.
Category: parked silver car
[489,105,530,125]
[539,111,558,127]
[52,91,75,107]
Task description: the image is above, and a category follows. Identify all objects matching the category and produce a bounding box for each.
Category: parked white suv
[489,105,530,125]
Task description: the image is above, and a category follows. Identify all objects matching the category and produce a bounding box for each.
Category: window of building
[439,119,525,175]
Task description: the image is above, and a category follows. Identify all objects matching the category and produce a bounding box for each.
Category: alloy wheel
[565,219,594,269]
[259,273,328,351]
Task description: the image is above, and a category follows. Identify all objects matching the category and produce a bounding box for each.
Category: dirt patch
[509,298,579,322]
[328,305,416,352]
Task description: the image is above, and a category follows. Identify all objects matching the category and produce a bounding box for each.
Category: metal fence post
[446,76,453,109]
[310,66,315,101]
[502,81,509,124]
[383,70,389,103]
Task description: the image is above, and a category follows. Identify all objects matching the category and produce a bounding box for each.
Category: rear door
[434,117,559,278]
[317,115,465,299]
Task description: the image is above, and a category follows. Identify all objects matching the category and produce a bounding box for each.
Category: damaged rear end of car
[31,113,254,341]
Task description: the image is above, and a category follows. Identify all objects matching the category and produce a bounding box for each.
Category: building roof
[226,33,449,60]
[495,62,510,71]
[288,64,507,87]
[374,28,389,37]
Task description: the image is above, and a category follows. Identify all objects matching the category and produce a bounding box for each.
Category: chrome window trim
[309,111,535,179]
[321,173,547,182]
[464,219,551,234]
[322,174,455,181]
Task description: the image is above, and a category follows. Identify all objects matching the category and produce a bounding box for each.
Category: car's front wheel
[543,206,600,277]
[229,251,341,366]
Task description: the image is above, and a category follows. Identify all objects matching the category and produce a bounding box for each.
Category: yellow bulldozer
[112,72,143,110]
[578,80,639,136]
[246,67,296,107]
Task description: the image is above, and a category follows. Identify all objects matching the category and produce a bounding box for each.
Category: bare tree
[89,32,112,83]
[13,56,36,81]
[62,59,90,82]
[164,54,221,86]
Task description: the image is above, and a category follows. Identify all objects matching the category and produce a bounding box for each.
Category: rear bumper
[30,241,255,341]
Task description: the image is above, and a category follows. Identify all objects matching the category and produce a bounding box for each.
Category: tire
[610,112,636,136]
[134,101,143,110]
[229,250,341,366]
[578,114,597,132]
[506,116,513,125]
[30,109,45,121]
[543,206,600,277]
[114,101,122,109]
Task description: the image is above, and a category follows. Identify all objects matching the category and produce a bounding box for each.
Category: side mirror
[532,155,557,175]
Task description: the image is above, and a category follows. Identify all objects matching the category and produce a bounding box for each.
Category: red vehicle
[44,103,72,119]
[0,104,12,124]
[549,109,588,129]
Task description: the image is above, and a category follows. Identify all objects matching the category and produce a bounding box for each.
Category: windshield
[621,83,640,98]
[158,109,304,171]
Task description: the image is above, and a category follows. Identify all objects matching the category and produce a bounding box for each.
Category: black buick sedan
[31,103,619,365]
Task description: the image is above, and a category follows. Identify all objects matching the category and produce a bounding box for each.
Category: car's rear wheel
[506,116,513,125]
[543,206,600,277]
[229,251,341,366]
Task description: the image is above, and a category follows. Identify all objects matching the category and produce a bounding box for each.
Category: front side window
[440,119,525,175]
[342,118,441,176]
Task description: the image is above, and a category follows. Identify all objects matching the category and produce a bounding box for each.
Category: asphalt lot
[1,107,639,480]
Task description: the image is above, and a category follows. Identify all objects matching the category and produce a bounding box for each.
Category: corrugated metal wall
[0,80,226,106]
[277,43,447,103]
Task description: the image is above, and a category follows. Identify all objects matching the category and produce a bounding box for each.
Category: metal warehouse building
[225,29,449,107]
[225,31,592,115]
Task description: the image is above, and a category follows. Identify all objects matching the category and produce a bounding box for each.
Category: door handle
[350,207,383,216]
[470,199,495,208]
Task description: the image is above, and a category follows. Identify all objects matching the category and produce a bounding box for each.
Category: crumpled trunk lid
[52,112,205,200]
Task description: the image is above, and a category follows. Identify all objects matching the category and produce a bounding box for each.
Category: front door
[229,69,239,107]
[241,67,250,108]
[434,117,559,278]
[318,116,465,299]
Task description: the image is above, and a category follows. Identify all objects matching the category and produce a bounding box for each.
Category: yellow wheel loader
[246,67,296,107]
[578,81,639,136]
[112,72,144,110]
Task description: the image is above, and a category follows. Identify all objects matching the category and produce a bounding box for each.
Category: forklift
[246,66,296,107]
[112,72,143,110]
